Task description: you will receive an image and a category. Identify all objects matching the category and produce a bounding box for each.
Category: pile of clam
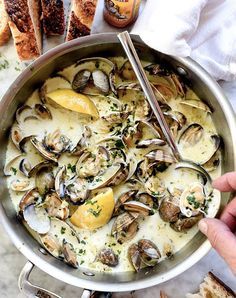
[5,56,221,272]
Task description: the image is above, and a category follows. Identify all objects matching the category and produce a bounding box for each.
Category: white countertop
[0,0,236,297]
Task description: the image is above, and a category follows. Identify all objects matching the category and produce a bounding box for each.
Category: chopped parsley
[80,240,86,245]
[186,194,201,209]
[67,163,76,173]
[78,249,86,255]
[10,167,17,175]
[88,208,102,217]
[80,260,85,265]
[85,199,97,206]
[115,139,125,149]
[0,59,9,70]
[61,227,66,234]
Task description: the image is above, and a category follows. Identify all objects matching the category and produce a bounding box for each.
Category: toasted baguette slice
[66,0,98,41]
[0,0,11,46]
[41,0,65,36]
[4,0,42,60]
[186,272,236,298]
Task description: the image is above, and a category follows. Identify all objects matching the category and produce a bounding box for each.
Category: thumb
[198,218,236,274]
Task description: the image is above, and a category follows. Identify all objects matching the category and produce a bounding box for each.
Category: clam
[11,124,24,151]
[145,149,177,164]
[19,158,32,177]
[122,122,142,148]
[10,179,33,192]
[128,243,141,271]
[159,197,181,223]
[70,126,92,156]
[164,111,186,138]
[123,201,153,216]
[44,129,70,154]
[113,190,138,216]
[128,239,161,271]
[31,137,58,162]
[138,239,161,267]
[179,182,206,217]
[28,160,56,178]
[35,165,55,195]
[62,240,78,268]
[39,218,79,260]
[23,204,51,234]
[144,175,166,198]
[45,192,69,220]
[55,166,67,198]
[16,105,38,123]
[178,123,204,146]
[180,99,212,113]
[171,73,186,97]
[201,135,221,171]
[34,104,52,119]
[4,155,22,176]
[72,69,91,92]
[170,214,203,232]
[102,111,130,124]
[88,163,128,190]
[64,176,90,204]
[117,82,142,92]
[175,161,212,186]
[97,248,119,267]
[92,69,110,94]
[76,151,103,179]
[111,212,139,244]
[19,188,40,213]
[40,234,61,258]
[137,193,156,209]
[72,57,116,96]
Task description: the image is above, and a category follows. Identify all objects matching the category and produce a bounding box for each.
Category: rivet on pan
[83,271,95,277]
[39,247,47,255]
[177,67,188,76]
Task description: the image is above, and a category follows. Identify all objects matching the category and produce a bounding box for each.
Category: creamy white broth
[6,57,221,272]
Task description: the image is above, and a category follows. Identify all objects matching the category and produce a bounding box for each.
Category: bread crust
[66,0,97,41]
[4,0,41,60]
[41,0,65,36]
[0,0,11,45]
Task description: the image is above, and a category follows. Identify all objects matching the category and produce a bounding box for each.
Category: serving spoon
[118,31,213,186]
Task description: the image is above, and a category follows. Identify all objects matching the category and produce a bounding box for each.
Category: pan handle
[18,261,112,298]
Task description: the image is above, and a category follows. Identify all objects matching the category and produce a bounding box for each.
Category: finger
[198,218,236,274]
[220,197,236,232]
[212,172,236,192]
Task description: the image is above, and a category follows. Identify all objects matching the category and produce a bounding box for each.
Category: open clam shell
[178,123,204,147]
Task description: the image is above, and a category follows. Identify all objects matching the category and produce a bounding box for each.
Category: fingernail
[198,219,208,235]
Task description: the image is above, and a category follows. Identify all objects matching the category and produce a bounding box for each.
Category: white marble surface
[0,0,236,297]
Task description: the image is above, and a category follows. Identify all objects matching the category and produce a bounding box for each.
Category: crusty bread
[4,0,42,60]
[186,272,236,298]
[66,0,98,41]
[41,0,65,36]
[0,0,11,46]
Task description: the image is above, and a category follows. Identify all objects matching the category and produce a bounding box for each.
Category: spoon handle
[118,31,181,161]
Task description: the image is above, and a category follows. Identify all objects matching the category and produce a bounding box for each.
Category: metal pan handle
[18,261,112,298]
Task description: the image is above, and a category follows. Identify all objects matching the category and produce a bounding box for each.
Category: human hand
[198,172,236,274]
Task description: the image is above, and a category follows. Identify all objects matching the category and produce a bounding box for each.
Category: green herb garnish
[88,208,102,217]
[61,227,66,234]
[10,167,17,175]
[67,163,76,173]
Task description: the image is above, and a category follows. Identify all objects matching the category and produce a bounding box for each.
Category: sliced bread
[41,0,65,36]
[66,0,98,41]
[0,0,11,46]
[186,272,236,298]
[4,0,42,60]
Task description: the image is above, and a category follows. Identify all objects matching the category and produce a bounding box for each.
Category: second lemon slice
[46,89,99,118]
[70,188,115,230]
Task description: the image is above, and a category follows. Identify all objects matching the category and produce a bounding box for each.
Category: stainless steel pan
[0,33,236,297]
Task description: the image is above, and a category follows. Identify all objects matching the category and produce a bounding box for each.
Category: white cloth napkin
[132,0,236,81]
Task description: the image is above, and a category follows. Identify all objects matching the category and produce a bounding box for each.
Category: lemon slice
[70,188,115,230]
[46,89,99,118]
